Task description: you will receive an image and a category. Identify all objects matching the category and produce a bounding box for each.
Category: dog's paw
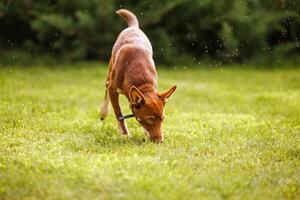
[121,133,132,138]
[117,121,130,135]
[99,112,107,121]
[99,107,109,121]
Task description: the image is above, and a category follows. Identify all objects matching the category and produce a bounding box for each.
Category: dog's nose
[150,135,164,143]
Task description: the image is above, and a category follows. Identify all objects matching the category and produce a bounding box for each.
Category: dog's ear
[129,86,146,107]
[158,85,177,102]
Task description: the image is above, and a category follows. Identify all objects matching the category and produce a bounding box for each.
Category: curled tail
[116,9,139,28]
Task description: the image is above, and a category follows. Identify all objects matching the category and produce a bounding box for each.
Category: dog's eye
[134,104,141,109]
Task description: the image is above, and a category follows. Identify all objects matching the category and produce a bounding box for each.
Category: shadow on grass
[94,122,149,148]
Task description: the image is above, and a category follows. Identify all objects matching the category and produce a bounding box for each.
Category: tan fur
[100,9,176,143]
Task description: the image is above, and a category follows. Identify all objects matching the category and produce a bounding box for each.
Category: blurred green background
[0,0,300,66]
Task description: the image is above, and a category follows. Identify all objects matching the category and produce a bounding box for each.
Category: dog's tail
[116,9,139,28]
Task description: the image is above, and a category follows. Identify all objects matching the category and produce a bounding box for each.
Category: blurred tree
[0,0,299,65]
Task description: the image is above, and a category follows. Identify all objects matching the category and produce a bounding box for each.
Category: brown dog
[99,9,176,143]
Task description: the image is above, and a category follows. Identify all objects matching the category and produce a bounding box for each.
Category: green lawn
[0,63,299,200]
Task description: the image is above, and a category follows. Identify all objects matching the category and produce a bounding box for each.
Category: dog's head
[129,85,176,143]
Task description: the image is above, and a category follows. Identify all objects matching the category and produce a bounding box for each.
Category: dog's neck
[136,83,156,94]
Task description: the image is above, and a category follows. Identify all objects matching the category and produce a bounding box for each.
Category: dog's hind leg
[99,58,114,120]
[99,85,110,120]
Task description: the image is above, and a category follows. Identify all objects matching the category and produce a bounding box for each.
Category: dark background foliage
[0,0,300,65]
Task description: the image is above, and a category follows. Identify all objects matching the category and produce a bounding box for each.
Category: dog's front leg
[108,87,130,136]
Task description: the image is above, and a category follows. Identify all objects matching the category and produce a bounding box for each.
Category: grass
[0,63,299,200]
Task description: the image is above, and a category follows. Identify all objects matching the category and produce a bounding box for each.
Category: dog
[99,9,176,143]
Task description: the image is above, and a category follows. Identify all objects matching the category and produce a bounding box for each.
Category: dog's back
[112,9,153,59]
